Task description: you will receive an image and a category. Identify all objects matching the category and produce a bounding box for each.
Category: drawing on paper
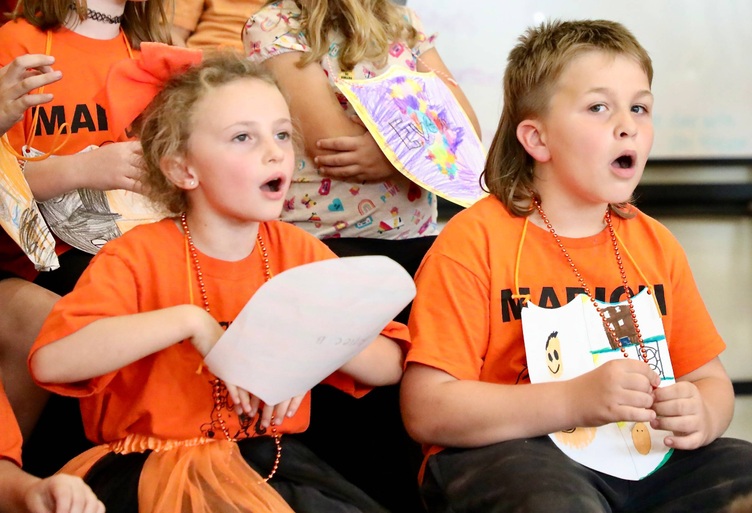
[335,67,487,207]
[522,289,676,480]
[0,135,58,270]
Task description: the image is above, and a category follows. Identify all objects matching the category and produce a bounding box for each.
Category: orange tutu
[59,435,293,513]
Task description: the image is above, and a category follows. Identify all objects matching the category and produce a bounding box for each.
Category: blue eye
[590,104,606,113]
[276,131,291,141]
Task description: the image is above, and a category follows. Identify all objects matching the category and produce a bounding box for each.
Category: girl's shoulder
[0,19,43,55]
[243,0,307,61]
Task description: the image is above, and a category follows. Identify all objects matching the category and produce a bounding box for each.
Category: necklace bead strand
[534,202,648,364]
[181,212,281,481]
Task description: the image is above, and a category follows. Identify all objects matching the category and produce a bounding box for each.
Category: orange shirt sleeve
[0,382,23,467]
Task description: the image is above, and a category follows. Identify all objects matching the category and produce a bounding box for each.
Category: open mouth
[261,177,283,193]
[613,154,634,169]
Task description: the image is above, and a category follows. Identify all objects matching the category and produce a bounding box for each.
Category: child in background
[244,3,479,509]
[29,49,408,513]
[0,378,103,513]
[171,0,263,50]
[400,19,752,512]
[0,54,62,441]
[0,0,172,477]
[0,54,103,513]
[0,0,172,293]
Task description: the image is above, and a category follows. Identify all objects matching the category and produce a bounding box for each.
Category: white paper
[522,289,675,480]
[204,255,415,405]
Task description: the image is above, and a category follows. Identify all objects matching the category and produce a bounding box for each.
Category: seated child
[0,377,103,513]
[28,48,408,513]
[400,19,752,513]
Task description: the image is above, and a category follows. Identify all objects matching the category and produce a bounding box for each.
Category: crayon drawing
[336,67,487,207]
[522,289,676,480]
[0,135,58,270]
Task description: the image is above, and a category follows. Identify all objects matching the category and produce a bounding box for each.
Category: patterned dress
[243,0,439,240]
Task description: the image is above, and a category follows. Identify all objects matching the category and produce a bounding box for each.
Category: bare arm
[416,48,481,138]
[0,461,104,513]
[651,357,734,450]
[30,304,222,384]
[171,26,191,47]
[338,335,404,386]
[314,47,483,180]
[401,359,659,448]
[23,141,144,201]
[262,51,366,161]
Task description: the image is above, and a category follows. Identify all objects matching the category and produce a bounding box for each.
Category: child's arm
[314,47,481,179]
[338,334,404,386]
[651,356,734,450]
[415,47,481,138]
[171,26,191,47]
[401,358,659,448]
[30,304,222,384]
[23,141,144,202]
[262,52,396,183]
[0,461,104,513]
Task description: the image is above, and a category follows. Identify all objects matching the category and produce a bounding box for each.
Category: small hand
[0,54,62,135]
[315,120,397,183]
[77,141,145,193]
[25,474,104,513]
[570,359,660,427]
[651,381,707,450]
[224,384,306,430]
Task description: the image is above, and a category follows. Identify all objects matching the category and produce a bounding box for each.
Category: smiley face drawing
[631,422,652,455]
[545,331,562,378]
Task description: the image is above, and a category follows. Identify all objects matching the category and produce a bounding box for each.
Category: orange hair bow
[101,42,203,139]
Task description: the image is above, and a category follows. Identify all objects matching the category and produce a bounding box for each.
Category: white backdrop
[409,0,752,160]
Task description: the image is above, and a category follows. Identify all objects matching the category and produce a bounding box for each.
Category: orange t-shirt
[0,381,23,467]
[173,0,264,50]
[0,19,138,280]
[31,218,410,445]
[406,196,725,460]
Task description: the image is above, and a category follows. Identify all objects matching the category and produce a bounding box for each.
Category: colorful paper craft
[0,135,59,271]
[26,145,163,255]
[522,288,675,480]
[335,67,487,207]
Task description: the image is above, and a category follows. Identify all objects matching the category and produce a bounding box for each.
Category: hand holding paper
[204,255,416,406]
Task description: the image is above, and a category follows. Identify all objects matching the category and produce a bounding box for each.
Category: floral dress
[243,0,439,240]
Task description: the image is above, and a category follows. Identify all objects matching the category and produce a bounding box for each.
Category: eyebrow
[586,87,654,100]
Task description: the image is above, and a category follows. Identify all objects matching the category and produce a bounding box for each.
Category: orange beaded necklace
[533,201,649,364]
[181,212,281,481]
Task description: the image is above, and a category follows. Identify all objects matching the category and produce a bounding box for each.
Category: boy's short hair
[136,50,279,215]
[482,19,653,216]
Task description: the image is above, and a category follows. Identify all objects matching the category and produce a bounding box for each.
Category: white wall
[409,0,752,160]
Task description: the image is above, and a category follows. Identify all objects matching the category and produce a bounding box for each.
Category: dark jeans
[421,436,752,513]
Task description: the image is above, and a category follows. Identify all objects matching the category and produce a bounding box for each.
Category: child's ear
[517,119,551,163]
[161,155,198,190]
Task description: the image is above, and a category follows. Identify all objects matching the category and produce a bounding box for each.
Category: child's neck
[65,0,127,39]
[179,214,261,262]
[530,197,608,238]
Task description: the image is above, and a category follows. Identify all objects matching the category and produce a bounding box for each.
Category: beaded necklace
[533,201,649,364]
[181,212,281,481]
